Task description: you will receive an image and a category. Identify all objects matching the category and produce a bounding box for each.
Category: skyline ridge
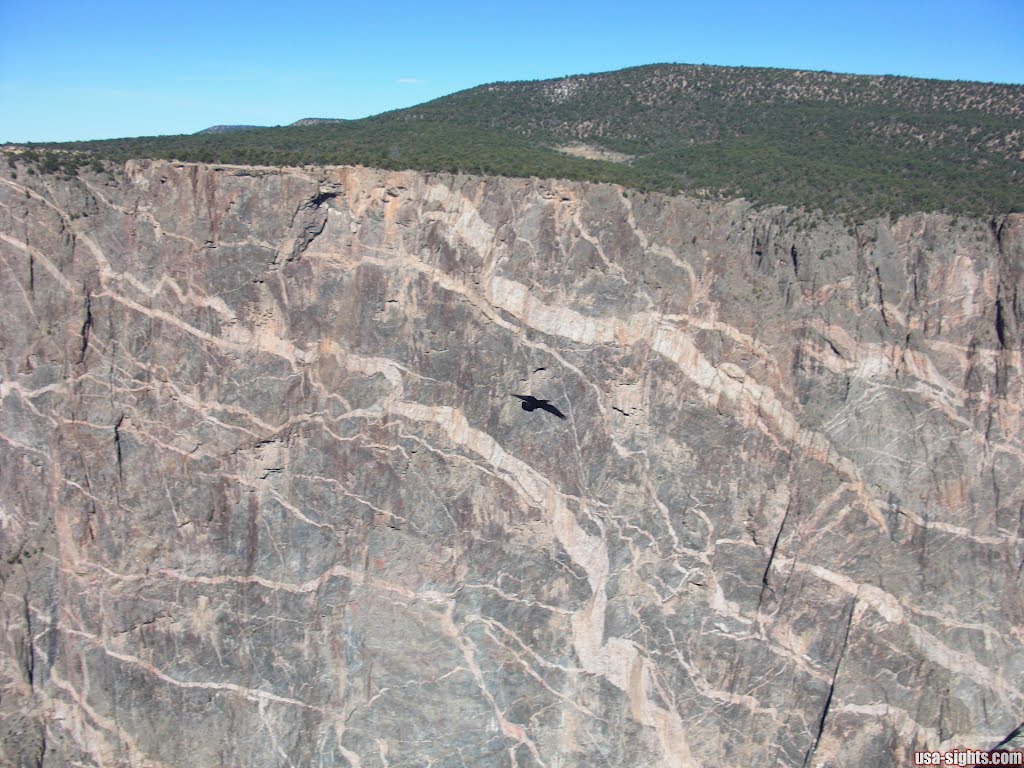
[3,0,1021,142]
[12,61,1022,218]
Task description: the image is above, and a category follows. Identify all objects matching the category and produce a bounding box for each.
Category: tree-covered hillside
[8,64,1023,217]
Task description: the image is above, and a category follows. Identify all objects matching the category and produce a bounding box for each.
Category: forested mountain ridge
[8,63,1023,217]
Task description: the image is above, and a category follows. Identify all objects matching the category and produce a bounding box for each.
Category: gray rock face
[1,160,1021,767]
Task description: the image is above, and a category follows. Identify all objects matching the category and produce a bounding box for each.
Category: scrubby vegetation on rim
[7,63,1023,218]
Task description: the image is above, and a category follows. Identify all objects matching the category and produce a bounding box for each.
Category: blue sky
[1,0,1021,143]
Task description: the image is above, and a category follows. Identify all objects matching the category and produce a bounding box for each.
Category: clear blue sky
[1,0,1021,143]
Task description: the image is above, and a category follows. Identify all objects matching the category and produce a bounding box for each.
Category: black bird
[512,394,566,419]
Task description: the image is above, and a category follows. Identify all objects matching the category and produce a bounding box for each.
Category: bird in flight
[511,394,566,419]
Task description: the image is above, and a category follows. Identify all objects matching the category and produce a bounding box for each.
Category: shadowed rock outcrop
[0,159,1021,767]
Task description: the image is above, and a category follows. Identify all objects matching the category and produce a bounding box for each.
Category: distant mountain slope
[394,64,1022,148]
[19,63,1024,216]
[194,125,266,135]
[289,117,349,126]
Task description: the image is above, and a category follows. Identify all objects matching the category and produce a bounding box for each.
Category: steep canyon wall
[1,160,1022,767]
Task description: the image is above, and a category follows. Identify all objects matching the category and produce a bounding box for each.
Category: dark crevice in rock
[35,728,46,768]
[990,216,1006,253]
[113,414,124,481]
[874,266,890,329]
[802,600,855,767]
[23,595,34,687]
[287,191,336,262]
[995,296,1007,349]
[306,190,337,209]
[804,683,836,767]
[821,334,843,359]
[989,720,1024,752]
[895,331,912,377]
[990,217,1015,344]
[78,291,92,364]
[790,244,800,278]
[1014,286,1022,336]
[758,496,792,612]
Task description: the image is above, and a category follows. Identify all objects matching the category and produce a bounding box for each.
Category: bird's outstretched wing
[538,401,566,419]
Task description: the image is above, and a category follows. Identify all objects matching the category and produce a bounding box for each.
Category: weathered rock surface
[0,160,1021,767]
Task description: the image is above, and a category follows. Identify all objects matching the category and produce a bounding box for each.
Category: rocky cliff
[1,160,1021,767]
